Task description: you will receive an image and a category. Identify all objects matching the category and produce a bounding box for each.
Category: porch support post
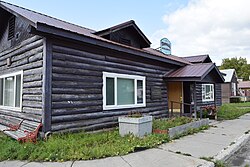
[194,82,197,119]
[214,83,216,107]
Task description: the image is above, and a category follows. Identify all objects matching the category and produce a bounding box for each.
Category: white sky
[150,0,250,65]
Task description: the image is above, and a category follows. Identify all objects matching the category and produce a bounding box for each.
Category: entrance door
[183,82,194,113]
[167,82,183,112]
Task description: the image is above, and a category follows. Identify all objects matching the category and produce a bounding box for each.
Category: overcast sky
[3,0,250,65]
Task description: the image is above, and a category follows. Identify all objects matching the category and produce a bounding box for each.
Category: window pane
[106,77,114,105]
[210,85,214,99]
[137,80,143,104]
[15,75,21,107]
[4,76,14,107]
[202,85,205,100]
[117,78,134,105]
[0,79,3,105]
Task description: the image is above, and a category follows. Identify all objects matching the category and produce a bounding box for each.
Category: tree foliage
[220,57,250,81]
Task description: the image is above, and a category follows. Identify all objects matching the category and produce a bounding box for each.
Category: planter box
[154,118,209,139]
[167,119,209,139]
[118,116,153,137]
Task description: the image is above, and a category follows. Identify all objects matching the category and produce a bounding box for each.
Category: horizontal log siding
[0,36,43,127]
[51,45,172,132]
[196,83,222,108]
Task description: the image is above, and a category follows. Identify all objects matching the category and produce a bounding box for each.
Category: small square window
[202,84,214,102]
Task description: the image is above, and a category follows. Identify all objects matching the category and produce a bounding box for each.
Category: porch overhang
[164,63,225,83]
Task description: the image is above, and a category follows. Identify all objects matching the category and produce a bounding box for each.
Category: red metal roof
[166,63,213,78]
[182,55,211,63]
[95,20,151,47]
[165,63,224,83]
[0,1,96,35]
[0,1,190,66]
[143,48,191,65]
[239,81,250,88]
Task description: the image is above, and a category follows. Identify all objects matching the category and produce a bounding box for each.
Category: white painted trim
[103,72,146,110]
[0,71,23,111]
[202,84,214,102]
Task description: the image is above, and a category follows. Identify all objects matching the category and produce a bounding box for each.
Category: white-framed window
[103,72,146,110]
[202,84,214,102]
[0,71,23,110]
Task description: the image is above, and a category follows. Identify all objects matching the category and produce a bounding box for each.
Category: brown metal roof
[0,1,96,35]
[95,20,151,47]
[143,48,191,65]
[238,81,250,88]
[165,63,224,82]
[182,55,211,63]
[0,1,190,66]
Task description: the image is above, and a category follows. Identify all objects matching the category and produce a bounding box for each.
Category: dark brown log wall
[196,83,222,108]
[50,42,175,132]
[0,12,33,52]
[0,36,43,127]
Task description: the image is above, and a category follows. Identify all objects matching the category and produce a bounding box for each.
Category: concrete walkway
[1,114,250,167]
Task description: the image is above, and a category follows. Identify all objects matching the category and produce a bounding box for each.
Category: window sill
[202,99,214,102]
[103,104,146,110]
[0,106,22,112]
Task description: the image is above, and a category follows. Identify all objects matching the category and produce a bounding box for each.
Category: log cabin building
[0,1,224,138]
[220,69,238,103]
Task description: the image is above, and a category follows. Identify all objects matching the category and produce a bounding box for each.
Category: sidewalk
[1,114,250,167]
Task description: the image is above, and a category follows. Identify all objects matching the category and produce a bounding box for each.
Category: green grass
[153,117,193,130]
[0,130,169,162]
[217,102,250,120]
[0,117,207,162]
[200,157,229,167]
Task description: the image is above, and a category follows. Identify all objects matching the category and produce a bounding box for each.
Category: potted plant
[118,112,153,137]
[202,105,217,120]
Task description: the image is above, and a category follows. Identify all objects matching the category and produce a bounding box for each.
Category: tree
[220,57,250,81]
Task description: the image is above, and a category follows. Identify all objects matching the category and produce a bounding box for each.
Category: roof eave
[0,2,36,27]
[34,23,186,66]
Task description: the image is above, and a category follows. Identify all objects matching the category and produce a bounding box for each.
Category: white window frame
[202,84,214,102]
[103,72,146,110]
[0,71,23,111]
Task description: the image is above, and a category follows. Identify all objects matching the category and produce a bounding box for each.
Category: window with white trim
[103,72,146,110]
[0,71,23,110]
[202,84,214,102]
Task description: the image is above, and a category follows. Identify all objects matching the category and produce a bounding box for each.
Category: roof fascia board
[96,21,151,45]
[165,77,201,82]
[200,64,214,80]
[0,3,36,27]
[200,64,225,83]
[34,23,185,66]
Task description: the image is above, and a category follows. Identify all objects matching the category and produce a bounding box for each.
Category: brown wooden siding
[0,36,43,127]
[50,42,174,132]
[221,83,231,103]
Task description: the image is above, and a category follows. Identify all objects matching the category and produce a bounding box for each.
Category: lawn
[217,102,250,120]
[0,117,207,162]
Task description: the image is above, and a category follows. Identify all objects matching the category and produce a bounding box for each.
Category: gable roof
[182,55,212,64]
[94,20,151,48]
[143,48,191,65]
[0,1,96,35]
[220,69,237,83]
[0,1,190,67]
[238,81,250,89]
[165,63,225,83]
